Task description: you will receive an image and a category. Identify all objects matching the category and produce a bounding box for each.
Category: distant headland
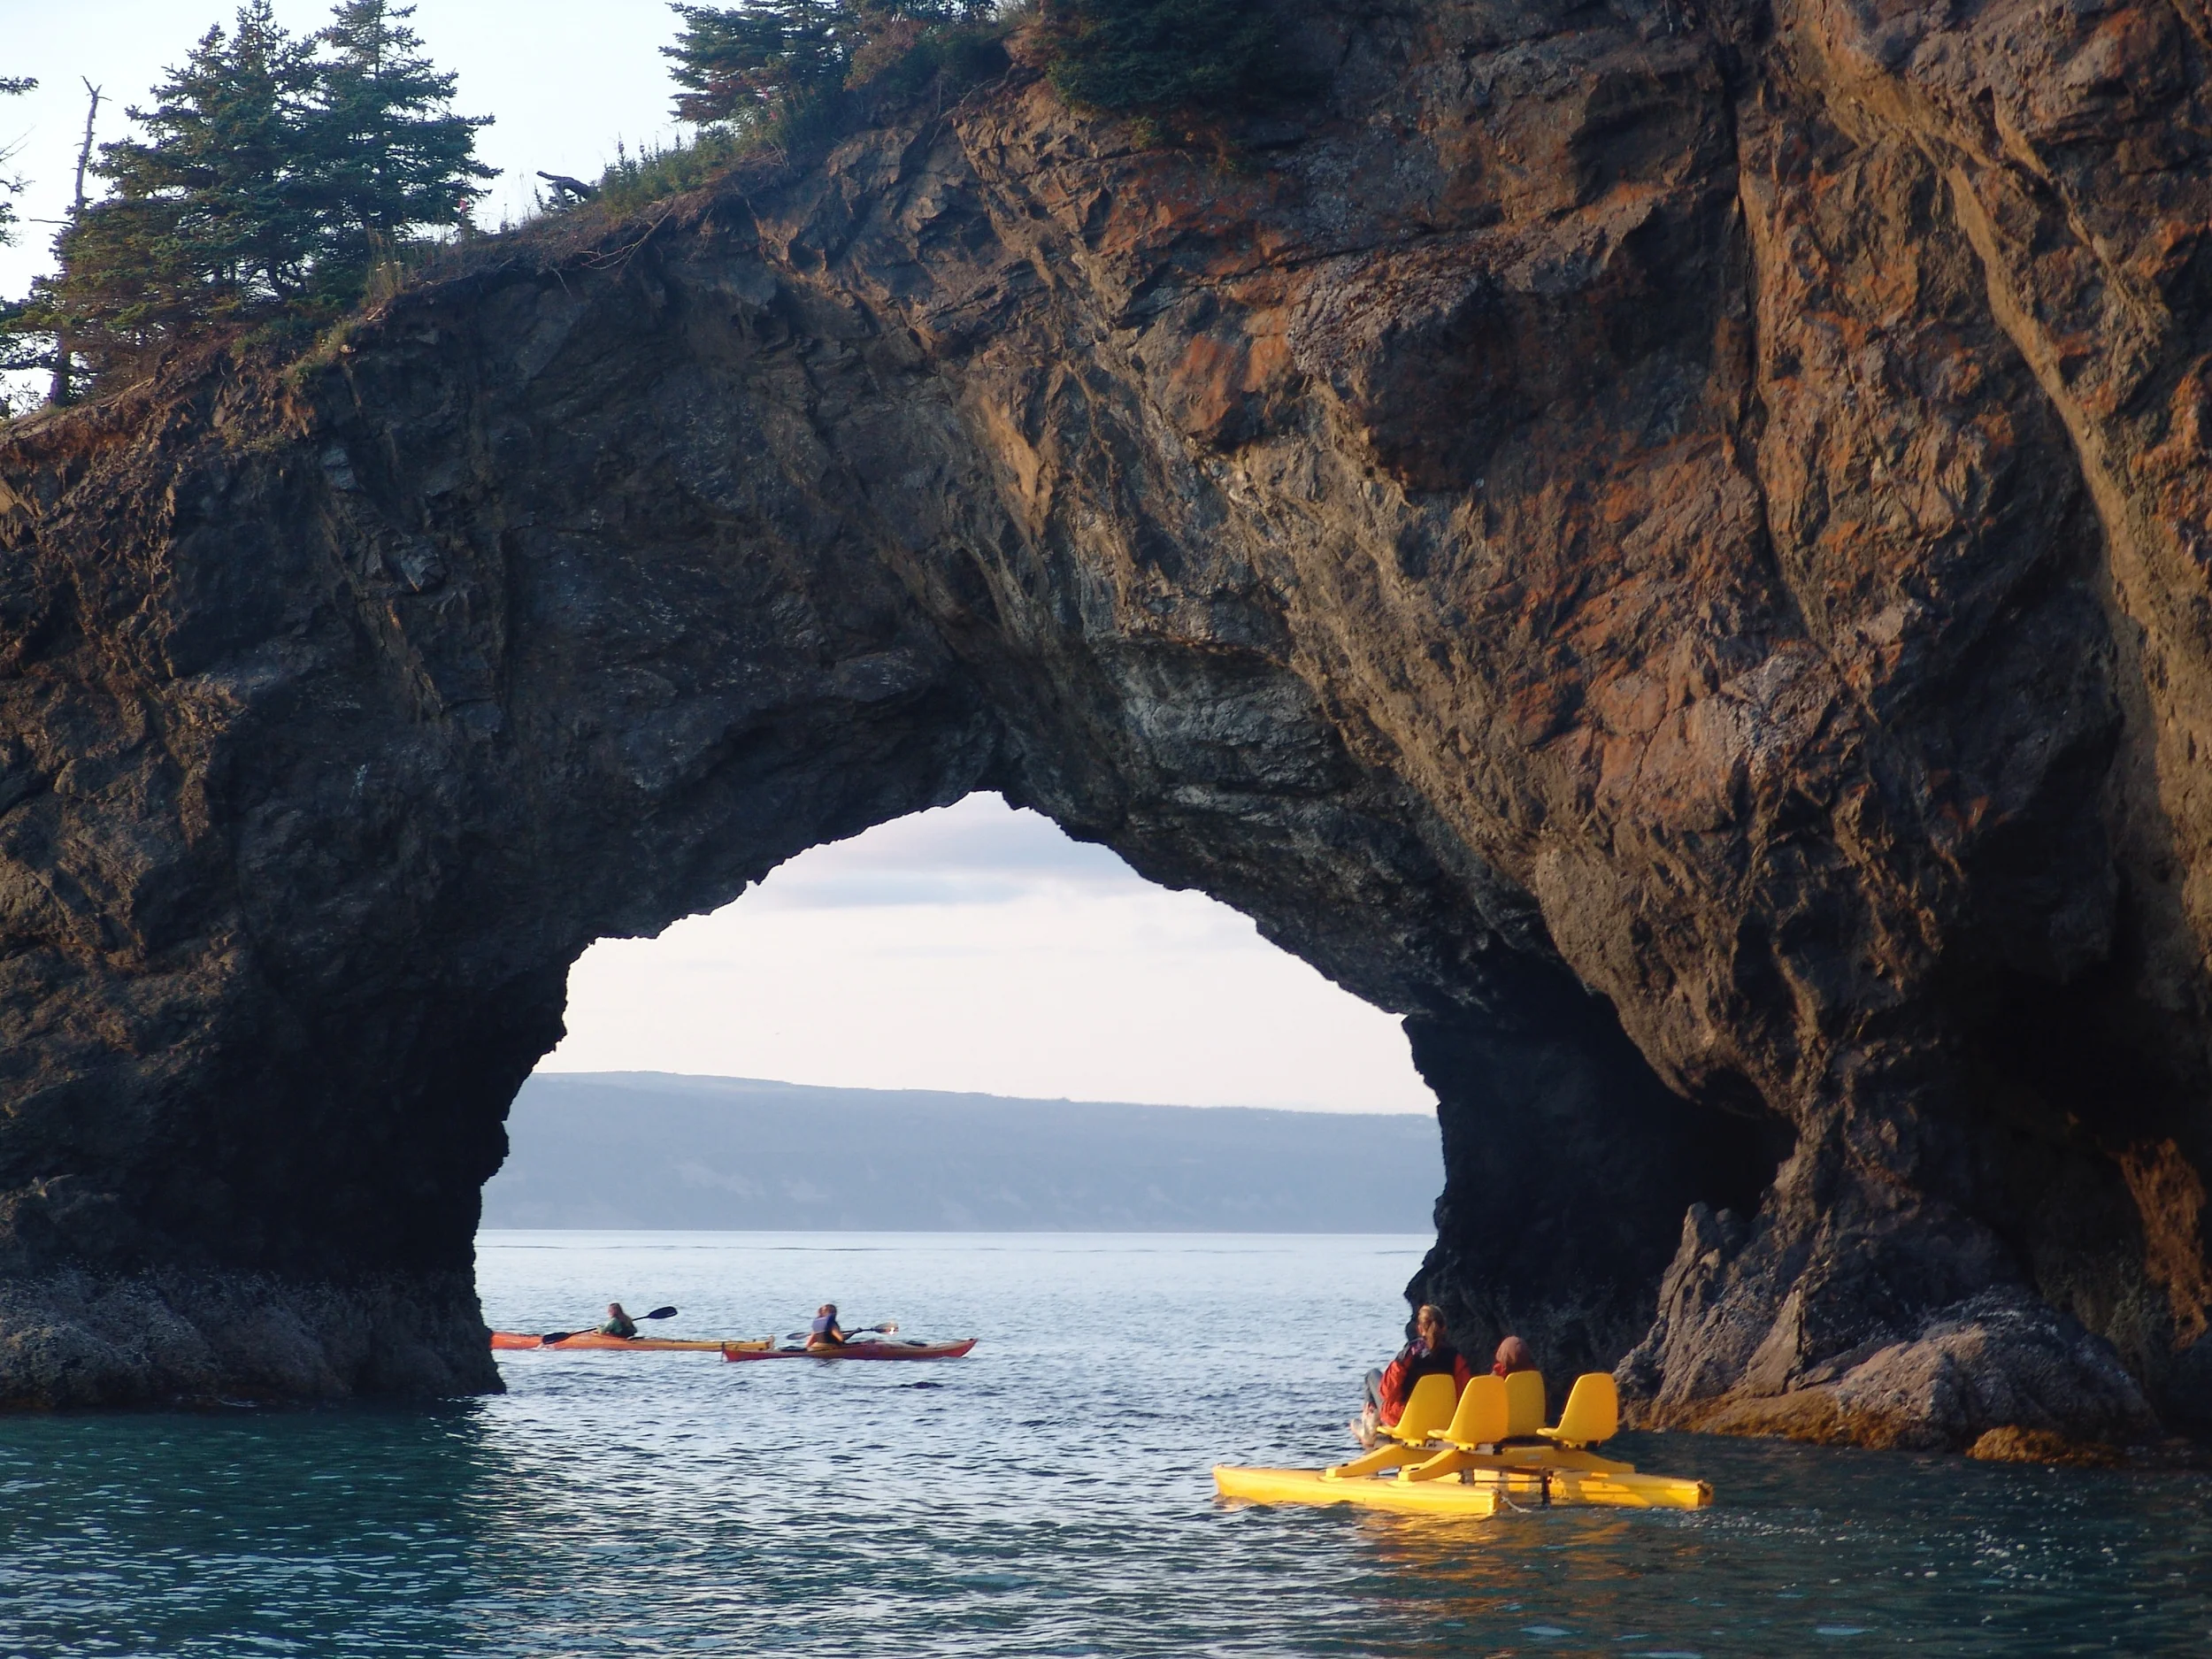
[484,1073,1441,1233]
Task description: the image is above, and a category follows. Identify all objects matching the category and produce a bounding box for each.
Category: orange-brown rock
[1967,1425,2125,1466]
[2,0,2210,1441]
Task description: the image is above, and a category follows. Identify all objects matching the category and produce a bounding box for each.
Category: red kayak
[721,1338,977,1362]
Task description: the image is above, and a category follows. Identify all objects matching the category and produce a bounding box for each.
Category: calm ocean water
[2,1231,2208,1656]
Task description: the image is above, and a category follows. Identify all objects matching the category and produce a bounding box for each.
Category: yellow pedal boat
[1215,1464,1502,1517]
[1214,1371,1712,1517]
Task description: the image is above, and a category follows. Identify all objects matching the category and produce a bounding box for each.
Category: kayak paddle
[778,1321,900,1341]
[536,1305,679,1345]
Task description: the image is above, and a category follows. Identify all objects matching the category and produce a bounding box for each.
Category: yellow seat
[1324,1371,1462,1479]
[1400,1373,1509,1482]
[1381,1371,1460,1443]
[1440,1372,1509,1448]
[1503,1369,1547,1439]
[1540,1371,1619,1447]
[1409,1371,1637,1485]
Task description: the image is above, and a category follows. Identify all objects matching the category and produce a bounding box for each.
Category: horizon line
[525,1067,1437,1118]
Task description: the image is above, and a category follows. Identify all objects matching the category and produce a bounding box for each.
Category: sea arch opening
[485,756,1781,1382]
[488,791,1445,1235]
[541,791,1433,1110]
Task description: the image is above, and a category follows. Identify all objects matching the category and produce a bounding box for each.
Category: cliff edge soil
[4,0,2211,1448]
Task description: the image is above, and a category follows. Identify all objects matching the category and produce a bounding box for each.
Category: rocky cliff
[2,0,2208,1447]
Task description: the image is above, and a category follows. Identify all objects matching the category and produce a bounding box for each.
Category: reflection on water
[1343,1438,2212,1655]
[2,1232,2208,1655]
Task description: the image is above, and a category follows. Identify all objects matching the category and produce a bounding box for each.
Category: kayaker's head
[1414,1304,1447,1349]
[1494,1334,1536,1376]
[819,1302,837,1321]
[608,1302,627,1319]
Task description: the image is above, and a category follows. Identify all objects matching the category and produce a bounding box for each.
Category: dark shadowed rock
[0,1268,493,1406]
[2,0,2211,1443]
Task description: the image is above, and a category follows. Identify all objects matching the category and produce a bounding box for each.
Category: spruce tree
[9,197,196,382]
[662,1,996,149]
[1039,0,1286,117]
[309,1,492,300]
[93,3,322,310]
[2,1,496,394]
[4,3,319,385]
[0,77,35,411]
[664,1,856,132]
[0,76,33,252]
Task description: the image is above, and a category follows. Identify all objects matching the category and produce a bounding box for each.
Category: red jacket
[1378,1342,1474,1425]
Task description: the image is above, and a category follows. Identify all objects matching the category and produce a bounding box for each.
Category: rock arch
[4,1,2211,1447]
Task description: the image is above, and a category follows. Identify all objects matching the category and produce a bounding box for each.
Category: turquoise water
[2,1231,2208,1655]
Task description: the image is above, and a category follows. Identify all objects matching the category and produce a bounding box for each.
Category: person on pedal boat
[1353,1303,1473,1448]
[806,1303,849,1349]
[599,1302,639,1339]
[1492,1333,1539,1378]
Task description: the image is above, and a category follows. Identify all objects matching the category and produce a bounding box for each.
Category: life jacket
[1378,1340,1471,1425]
[1402,1340,1463,1382]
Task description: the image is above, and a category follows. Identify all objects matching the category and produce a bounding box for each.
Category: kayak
[490,1331,772,1352]
[721,1338,978,1362]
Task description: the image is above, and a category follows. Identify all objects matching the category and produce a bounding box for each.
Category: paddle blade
[537,1332,576,1346]
[643,1306,679,1320]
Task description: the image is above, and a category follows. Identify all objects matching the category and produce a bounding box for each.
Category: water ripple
[1,1232,2207,1655]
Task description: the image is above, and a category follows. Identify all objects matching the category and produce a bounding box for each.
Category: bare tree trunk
[48,81,100,408]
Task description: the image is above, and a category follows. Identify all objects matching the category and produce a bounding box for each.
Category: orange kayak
[490,1331,771,1352]
[721,1338,977,1362]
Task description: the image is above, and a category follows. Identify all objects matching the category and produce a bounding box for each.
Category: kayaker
[599,1302,639,1340]
[1353,1303,1473,1448]
[807,1303,848,1349]
[1493,1333,1539,1378]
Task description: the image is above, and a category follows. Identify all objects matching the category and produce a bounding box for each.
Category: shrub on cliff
[1034,0,1293,120]
[590,129,755,217]
[0,1,490,396]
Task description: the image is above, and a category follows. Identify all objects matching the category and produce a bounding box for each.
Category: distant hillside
[483,1073,1440,1231]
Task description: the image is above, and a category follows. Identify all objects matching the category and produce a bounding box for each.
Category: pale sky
[545,795,1437,1113]
[0,7,1437,1115]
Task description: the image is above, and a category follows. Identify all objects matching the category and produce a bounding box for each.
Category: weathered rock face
[3,0,2211,1442]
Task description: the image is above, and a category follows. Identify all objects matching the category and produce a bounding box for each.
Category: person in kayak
[807,1303,849,1349]
[599,1302,639,1340]
[1493,1333,1539,1377]
[1353,1303,1474,1448]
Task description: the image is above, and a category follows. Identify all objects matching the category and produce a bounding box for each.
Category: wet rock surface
[3,0,2211,1440]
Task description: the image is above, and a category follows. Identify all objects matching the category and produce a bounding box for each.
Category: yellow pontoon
[1213,1371,1712,1517]
[1213,1463,1502,1516]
